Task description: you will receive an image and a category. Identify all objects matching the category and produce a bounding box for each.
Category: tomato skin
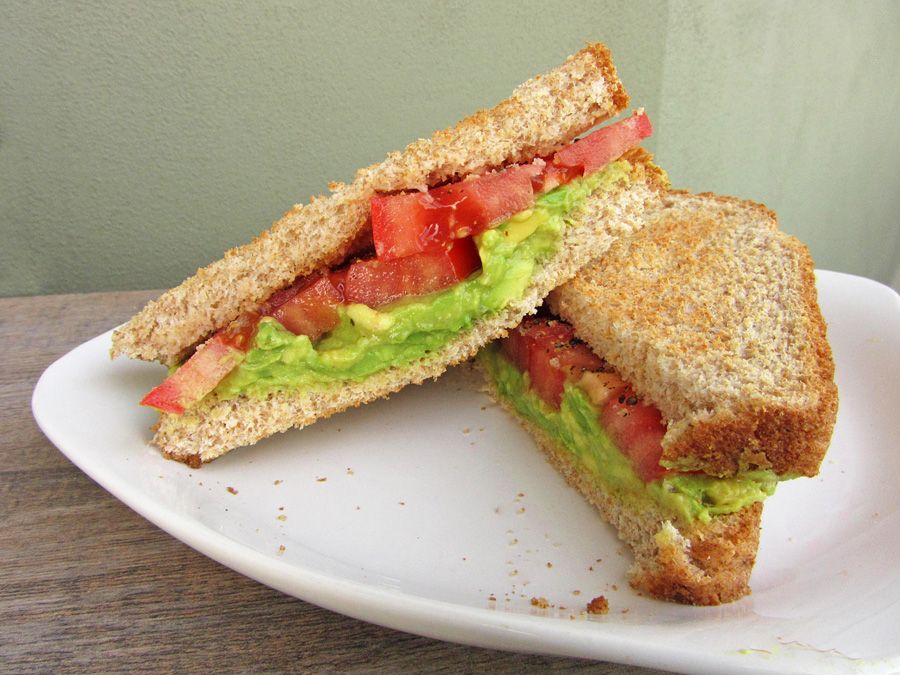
[600,388,668,482]
[554,110,652,176]
[344,238,480,308]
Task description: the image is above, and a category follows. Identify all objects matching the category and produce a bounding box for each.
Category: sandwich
[478,191,838,604]
[110,44,668,466]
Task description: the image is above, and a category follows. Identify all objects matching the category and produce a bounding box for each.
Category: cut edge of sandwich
[549,191,838,478]
[154,150,668,465]
[480,190,836,604]
[482,374,764,606]
[111,42,630,367]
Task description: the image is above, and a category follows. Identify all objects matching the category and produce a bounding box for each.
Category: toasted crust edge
[551,191,838,478]
[111,43,629,366]
[480,367,761,606]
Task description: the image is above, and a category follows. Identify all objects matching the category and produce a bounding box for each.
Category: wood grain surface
[0,291,668,674]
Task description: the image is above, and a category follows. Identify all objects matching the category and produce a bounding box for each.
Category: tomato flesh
[372,165,538,260]
[600,389,667,482]
[141,331,249,414]
[267,274,343,341]
[344,237,480,308]
[503,318,604,408]
[500,317,667,482]
[554,110,652,176]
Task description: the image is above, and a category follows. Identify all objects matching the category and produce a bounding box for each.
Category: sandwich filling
[142,112,653,414]
[217,162,631,397]
[479,319,779,525]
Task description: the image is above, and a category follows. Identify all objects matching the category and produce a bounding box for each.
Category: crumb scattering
[276,515,287,522]
[316,476,327,482]
[277,544,286,555]
[572,590,581,596]
[546,562,553,568]
[587,595,609,615]
[274,479,282,485]
[530,596,550,609]
[346,467,354,475]
[226,486,238,495]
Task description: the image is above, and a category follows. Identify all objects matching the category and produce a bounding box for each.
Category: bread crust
[482,373,761,606]
[111,43,629,366]
[153,153,667,462]
[550,191,838,477]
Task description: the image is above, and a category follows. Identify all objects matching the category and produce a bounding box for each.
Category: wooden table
[1,291,665,673]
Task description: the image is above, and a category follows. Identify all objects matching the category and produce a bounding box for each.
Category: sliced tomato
[553,110,652,176]
[372,165,538,260]
[344,237,480,308]
[141,330,249,414]
[499,316,667,482]
[502,318,604,408]
[267,274,343,341]
[600,388,668,482]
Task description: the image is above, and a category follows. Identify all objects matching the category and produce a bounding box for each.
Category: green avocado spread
[478,345,779,525]
[215,160,634,399]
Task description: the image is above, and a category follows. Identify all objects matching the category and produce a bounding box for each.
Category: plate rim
[31,269,900,674]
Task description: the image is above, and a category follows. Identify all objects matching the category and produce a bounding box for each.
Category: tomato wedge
[344,237,480,308]
[500,317,668,482]
[141,314,258,414]
[553,110,652,176]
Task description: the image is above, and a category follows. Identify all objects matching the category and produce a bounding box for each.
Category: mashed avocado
[478,345,779,524]
[216,160,634,398]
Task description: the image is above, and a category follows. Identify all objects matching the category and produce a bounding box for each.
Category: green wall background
[2,0,898,297]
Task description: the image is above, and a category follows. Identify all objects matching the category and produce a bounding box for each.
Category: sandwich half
[111,44,668,465]
[479,191,838,604]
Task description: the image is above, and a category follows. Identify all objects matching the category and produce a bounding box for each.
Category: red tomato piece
[267,274,343,341]
[371,165,537,260]
[344,238,480,308]
[553,110,652,176]
[601,388,668,482]
[141,331,248,414]
[501,317,604,408]
[530,157,582,193]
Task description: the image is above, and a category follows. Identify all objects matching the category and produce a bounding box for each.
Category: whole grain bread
[550,192,838,477]
[111,43,629,367]
[155,153,668,464]
[484,380,762,605]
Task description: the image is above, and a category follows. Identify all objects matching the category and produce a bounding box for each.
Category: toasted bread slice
[550,191,838,477]
[111,43,629,367]
[483,382,763,605]
[484,191,836,604]
[155,152,668,465]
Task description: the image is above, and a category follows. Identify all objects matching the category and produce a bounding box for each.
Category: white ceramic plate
[33,271,900,675]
